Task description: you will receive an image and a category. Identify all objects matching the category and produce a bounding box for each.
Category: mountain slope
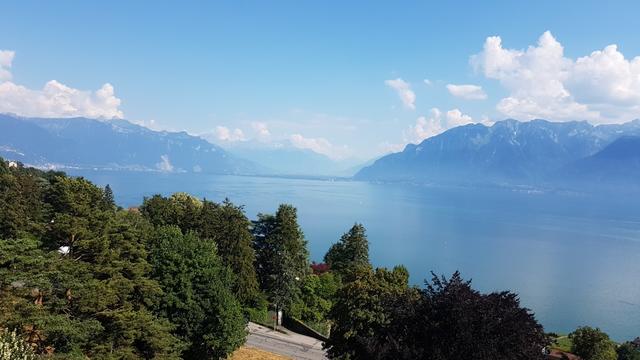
[223,140,363,176]
[355,119,640,184]
[0,114,263,174]
[561,136,640,184]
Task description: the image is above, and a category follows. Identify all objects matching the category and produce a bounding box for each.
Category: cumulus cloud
[446,84,487,100]
[385,78,416,110]
[0,50,123,119]
[251,121,271,140]
[471,31,640,123]
[405,108,477,143]
[289,134,350,160]
[423,78,432,86]
[156,155,174,172]
[214,126,246,142]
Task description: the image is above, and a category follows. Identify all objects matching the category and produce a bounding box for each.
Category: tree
[45,176,110,251]
[140,193,202,233]
[148,226,246,359]
[326,265,417,360]
[290,272,341,323]
[324,223,370,275]
[569,326,617,360]
[199,199,259,305]
[617,342,640,360]
[326,270,550,360]
[411,271,549,360]
[102,184,115,211]
[1,169,182,359]
[253,205,310,313]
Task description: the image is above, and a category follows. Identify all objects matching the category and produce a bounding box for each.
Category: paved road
[246,322,328,360]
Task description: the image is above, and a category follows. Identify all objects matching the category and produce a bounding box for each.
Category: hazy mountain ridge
[560,136,640,186]
[223,140,366,176]
[355,119,640,186]
[0,114,264,174]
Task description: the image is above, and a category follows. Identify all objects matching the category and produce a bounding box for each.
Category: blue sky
[2,1,640,159]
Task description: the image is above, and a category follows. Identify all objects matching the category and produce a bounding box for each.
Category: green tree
[324,223,370,275]
[1,169,181,359]
[0,163,49,240]
[102,184,115,211]
[45,176,110,251]
[149,226,246,359]
[253,205,310,313]
[569,327,617,360]
[327,269,549,360]
[326,265,416,359]
[199,199,259,305]
[290,272,341,323]
[617,342,640,360]
[140,193,202,233]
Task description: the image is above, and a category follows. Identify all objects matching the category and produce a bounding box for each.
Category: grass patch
[304,320,331,337]
[551,335,572,352]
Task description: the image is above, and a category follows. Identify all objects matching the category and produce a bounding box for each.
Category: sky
[2,1,640,160]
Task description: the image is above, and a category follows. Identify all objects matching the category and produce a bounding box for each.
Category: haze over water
[68,170,640,341]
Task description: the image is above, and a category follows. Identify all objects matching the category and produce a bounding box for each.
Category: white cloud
[0,50,15,82]
[251,121,271,140]
[385,78,416,110]
[0,50,123,119]
[446,84,487,100]
[405,108,477,143]
[423,78,432,86]
[289,133,350,160]
[214,126,246,142]
[156,155,174,172]
[471,31,640,123]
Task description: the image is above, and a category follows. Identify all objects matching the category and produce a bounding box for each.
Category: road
[246,322,328,360]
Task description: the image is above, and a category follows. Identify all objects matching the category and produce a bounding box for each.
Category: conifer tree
[324,223,370,275]
[199,199,259,305]
[253,204,310,313]
[149,226,246,359]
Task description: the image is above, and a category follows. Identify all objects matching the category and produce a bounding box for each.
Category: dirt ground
[230,346,292,360]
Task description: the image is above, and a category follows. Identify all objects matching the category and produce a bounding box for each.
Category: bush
[0,329,37,360]
[245,306,269,325]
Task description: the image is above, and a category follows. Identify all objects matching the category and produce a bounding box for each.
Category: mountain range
[0,113,262,174]
[355,119,640,188]
[2,114,639,188]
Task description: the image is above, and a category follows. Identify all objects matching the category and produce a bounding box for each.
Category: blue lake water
[68,170,640,341]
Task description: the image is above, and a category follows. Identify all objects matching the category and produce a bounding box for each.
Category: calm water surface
[68,170,640,341]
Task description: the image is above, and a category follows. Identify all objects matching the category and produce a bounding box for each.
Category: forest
[1,157,639,360]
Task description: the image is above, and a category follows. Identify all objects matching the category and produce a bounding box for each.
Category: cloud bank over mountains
[472,31,640,123]
[0,50,123,119]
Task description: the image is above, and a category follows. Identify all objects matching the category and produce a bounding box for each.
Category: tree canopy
[324,223,370,275]
[326,270,550,360]
[253,204,310,312]
[148,226,246,358]
[570,326,618,360]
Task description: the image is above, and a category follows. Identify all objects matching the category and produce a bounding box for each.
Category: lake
[68,170,640,341]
